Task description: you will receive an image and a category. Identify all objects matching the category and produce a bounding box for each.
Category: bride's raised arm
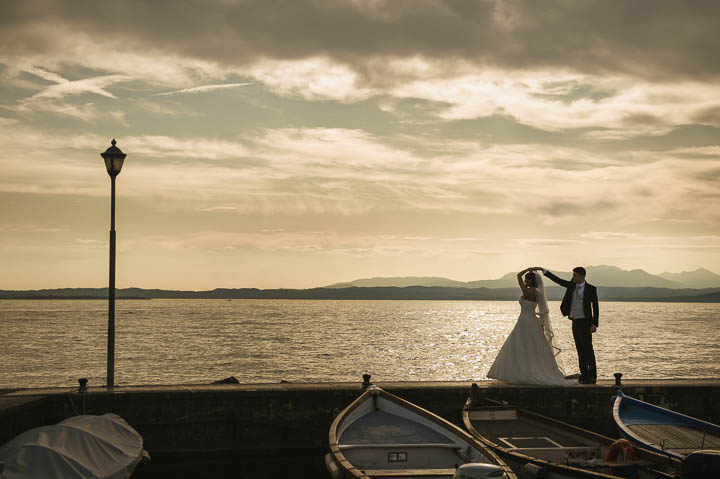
[517,267,533,293]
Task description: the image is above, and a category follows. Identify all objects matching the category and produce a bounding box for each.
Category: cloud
[197,206,239,212]
[7,67,130,119]
[22,67,126,101]
[75,238,105,246]
[248,58,375,101]
[2,4,719,135]
[585,233,720,251]
[1,0,719,81]
[0,124,713,223]
[387,70,720,135]
[536,199,621,219]
[123,230,497,262]
[0,224,69,234]
[123,135,251,160]
[581,232,642,241]
[515,238,583,247]
[693,105,720,127]
[0,118,20,127]
[155,82,253,96]
[1,35,231,96]
[22,66,67,84]
[117,131,720,230]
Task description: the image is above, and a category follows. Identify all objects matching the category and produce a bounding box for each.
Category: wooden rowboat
[613,390,720,459]
[462,385,680,479]
[326,384,518,479]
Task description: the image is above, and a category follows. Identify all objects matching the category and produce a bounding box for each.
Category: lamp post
[101,139,126,388]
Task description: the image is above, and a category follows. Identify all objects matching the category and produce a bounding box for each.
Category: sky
[1,0,719,290]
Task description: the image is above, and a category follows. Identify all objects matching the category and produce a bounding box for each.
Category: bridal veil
[535,271,565,374]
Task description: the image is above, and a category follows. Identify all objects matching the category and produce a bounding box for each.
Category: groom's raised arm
[542,269,573,288]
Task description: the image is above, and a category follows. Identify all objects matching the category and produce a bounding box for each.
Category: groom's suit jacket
[544,271,599,327]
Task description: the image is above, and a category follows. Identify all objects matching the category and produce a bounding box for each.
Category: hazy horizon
[2,264,719,291]
[2,1,720,290]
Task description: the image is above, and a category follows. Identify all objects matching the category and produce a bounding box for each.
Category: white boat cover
[0,413,143,479]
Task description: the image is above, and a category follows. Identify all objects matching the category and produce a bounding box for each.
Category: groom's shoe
[579,377,597,384]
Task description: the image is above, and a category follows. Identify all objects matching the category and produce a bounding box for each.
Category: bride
[486,267,573,385]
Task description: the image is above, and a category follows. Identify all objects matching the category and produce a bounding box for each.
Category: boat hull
[612,390,720,459]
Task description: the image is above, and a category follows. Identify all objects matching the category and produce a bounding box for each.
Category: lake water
[1,299,718,389]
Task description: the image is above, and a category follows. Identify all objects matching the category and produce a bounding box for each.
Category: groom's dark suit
[544,270,599,382]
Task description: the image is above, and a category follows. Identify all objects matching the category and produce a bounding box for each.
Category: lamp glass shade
[104,156,125,176]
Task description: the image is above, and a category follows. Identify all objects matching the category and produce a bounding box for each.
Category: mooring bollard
[362,373,372,389]
[614,372,623,387]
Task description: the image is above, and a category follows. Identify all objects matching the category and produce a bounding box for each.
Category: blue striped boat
[612,390,720,459]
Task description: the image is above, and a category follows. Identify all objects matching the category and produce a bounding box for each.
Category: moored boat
[0,413,149,479]
[462,384,680,479]
[613,390,720,459]
[326,383,517,479]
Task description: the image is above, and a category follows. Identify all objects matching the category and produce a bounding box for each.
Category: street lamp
[101,139,126,387]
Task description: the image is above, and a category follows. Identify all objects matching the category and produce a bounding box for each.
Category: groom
[536,266,599,384]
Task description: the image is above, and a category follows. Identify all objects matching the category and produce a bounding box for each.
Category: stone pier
[1,379,718,478]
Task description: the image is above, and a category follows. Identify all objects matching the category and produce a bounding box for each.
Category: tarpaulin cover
[0,413,143,479]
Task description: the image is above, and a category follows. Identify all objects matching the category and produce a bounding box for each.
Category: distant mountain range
[2,285,720,302]
[2,266,720,302]
[325,265,720,289]
[657,268,720,289]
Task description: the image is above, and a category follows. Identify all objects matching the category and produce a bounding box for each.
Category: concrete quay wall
[1,379,719,477]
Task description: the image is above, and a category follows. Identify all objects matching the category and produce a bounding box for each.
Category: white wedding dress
[487,283,574,386]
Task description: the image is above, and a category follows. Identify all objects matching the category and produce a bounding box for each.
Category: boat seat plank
[627,424,720,451]
[469,418,592,448]
[362,468,457,477]
[340,443,461,450]
[511,446,598,453]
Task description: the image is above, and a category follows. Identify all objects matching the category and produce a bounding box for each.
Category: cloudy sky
[1,0,719,290]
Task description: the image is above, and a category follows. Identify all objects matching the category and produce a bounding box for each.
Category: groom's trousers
[571,318,597,380]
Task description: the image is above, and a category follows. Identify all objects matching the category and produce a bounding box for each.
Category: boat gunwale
[329,388,370,478]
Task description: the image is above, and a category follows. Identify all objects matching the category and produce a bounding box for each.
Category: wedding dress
[486,273,573,386]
